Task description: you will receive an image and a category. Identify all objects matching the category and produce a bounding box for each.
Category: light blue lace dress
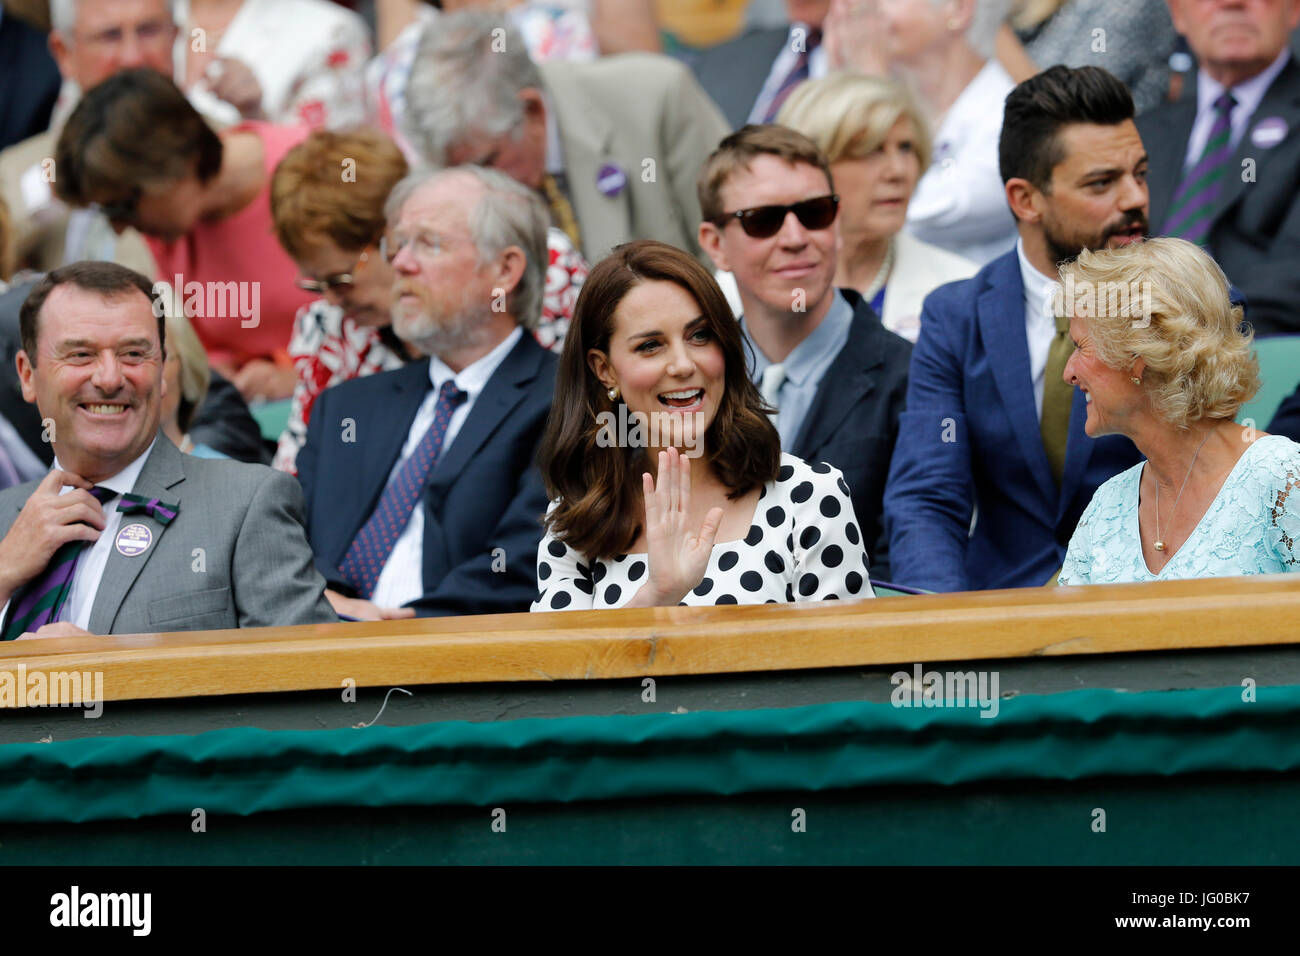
[1060,435,1300,585]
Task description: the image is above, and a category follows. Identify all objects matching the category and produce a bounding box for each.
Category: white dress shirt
[906,59,1019,266]
[0,439,156,633]
[1183,49,1291,169]
[747,22,829,125]
[1017,239,1060,422]
[371,327,523,608]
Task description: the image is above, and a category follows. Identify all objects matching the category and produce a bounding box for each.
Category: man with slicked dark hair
[884,65,1145,593]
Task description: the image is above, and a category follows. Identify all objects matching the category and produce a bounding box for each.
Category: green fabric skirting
[1,684,1298,824]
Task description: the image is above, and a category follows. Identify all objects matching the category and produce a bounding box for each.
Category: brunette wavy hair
[539,240,781,561]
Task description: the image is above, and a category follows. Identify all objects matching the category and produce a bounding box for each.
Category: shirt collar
[427,326,523,399]
[741,290,853,386]
[1197,48,1291,122]
[1016,237,1058,318]
[53,437,158,500]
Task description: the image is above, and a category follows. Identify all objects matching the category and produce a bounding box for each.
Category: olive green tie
[1040,312,1074,488]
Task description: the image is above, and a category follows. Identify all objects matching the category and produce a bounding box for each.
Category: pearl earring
[607,386,620,401]
[1131,377,1142,385]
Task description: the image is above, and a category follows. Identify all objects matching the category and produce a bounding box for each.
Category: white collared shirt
[371,327,524,608]
[1017,239,1060,421]
[1183,49,1291,169]
[0,439,157,633]
[747,22,828,125]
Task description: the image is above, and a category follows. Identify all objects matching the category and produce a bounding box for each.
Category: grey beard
[396,303,493,357]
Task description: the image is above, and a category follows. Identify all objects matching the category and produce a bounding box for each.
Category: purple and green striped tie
[1161,91,1236,246]
[1,486,116,640]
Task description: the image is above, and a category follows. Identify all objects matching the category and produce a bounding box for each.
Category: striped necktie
[2,486,116,640]
[1040,312,1074,489]
[338,380,467,600]
[763,28,821,123]
[1161,91,1236,246]
[540,173,582,251]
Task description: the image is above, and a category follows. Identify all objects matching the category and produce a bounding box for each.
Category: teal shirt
[1060,435,1300,584]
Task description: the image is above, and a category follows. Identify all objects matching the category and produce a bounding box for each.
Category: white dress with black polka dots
[532,454,875,610]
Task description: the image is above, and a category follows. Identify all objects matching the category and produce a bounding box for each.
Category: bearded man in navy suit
[296,166,556,620]
[884,66,1146,593]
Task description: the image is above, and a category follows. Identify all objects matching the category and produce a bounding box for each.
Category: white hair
[51,0,177,38]
[384,165,549,329]
[403,10,543,166]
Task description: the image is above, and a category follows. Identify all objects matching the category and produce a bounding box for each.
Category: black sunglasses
[713,194,839,238]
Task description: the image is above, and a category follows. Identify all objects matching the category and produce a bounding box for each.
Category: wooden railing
[2,575,1299,706]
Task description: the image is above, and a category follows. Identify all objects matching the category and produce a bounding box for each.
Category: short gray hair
[51,0,176,37]
[403,10,542,166]
[385,165,549,329]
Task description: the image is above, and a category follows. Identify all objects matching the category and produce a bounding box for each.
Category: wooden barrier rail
[2,575,1299,706]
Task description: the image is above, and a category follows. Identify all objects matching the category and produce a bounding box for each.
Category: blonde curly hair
[1056,238,1259,429]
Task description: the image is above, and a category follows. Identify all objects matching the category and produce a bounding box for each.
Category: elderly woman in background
[772,71,977,341]
[823,0,1017,264]
[1058,238,1300,585]
[269,127,588,474]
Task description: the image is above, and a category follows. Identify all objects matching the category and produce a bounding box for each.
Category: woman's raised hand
[639,446,724,606]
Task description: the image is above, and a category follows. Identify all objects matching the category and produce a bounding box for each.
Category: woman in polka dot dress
[532,240,874,611]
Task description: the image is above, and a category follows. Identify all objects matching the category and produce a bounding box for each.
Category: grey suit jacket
[540,54,729,263]
[0,436,336,635]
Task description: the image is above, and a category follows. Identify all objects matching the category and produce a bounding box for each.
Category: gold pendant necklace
[1153,428,1214,552]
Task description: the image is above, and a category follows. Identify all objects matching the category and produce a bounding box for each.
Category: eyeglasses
[295,241,376,294]
[93,190,141,226]
[713,194,839,239]
[379,230,461,266]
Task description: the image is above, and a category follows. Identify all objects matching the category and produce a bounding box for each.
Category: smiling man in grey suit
[0,262,335,639]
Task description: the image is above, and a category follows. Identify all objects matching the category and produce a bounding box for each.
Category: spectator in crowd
[772,71,978,341]
[996,0,1178,114]
[367,0,599,161]
[296,166,557,621]
[884,65,1146,593]
[0,2,61,151]
[1140,0,1300,335]
[1058,238,1299,583]
[0,0,175,277]
[697,125,911,579]
[54,68,317,402]
[822,0,1020,265]
[0,195,47,491]
[690,0,832,128]
[269,127,587,474]
[0,261,335,638]
[533,239,873,610]
[174,0,370,130]
[402,10,729,263]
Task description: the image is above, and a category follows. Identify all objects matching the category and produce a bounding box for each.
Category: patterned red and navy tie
[338,380,467,599]
[2,485,116,640]
[763,29,822,123]
[1161,91,1236,246]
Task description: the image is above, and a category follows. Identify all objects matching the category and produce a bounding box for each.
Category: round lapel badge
[596,163,627,198]
[1250,116,1288,149]
[115,522,153,557]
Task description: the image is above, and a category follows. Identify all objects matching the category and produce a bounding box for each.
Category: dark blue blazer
[1269,383,1300,443]
[0,13,60,151]
[883,250,1142,592]
[1138,57,1300,335]
[296,333,556,617]
[790,289,911,581]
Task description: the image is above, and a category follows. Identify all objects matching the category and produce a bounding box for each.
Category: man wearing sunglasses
[698,124,913,581]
